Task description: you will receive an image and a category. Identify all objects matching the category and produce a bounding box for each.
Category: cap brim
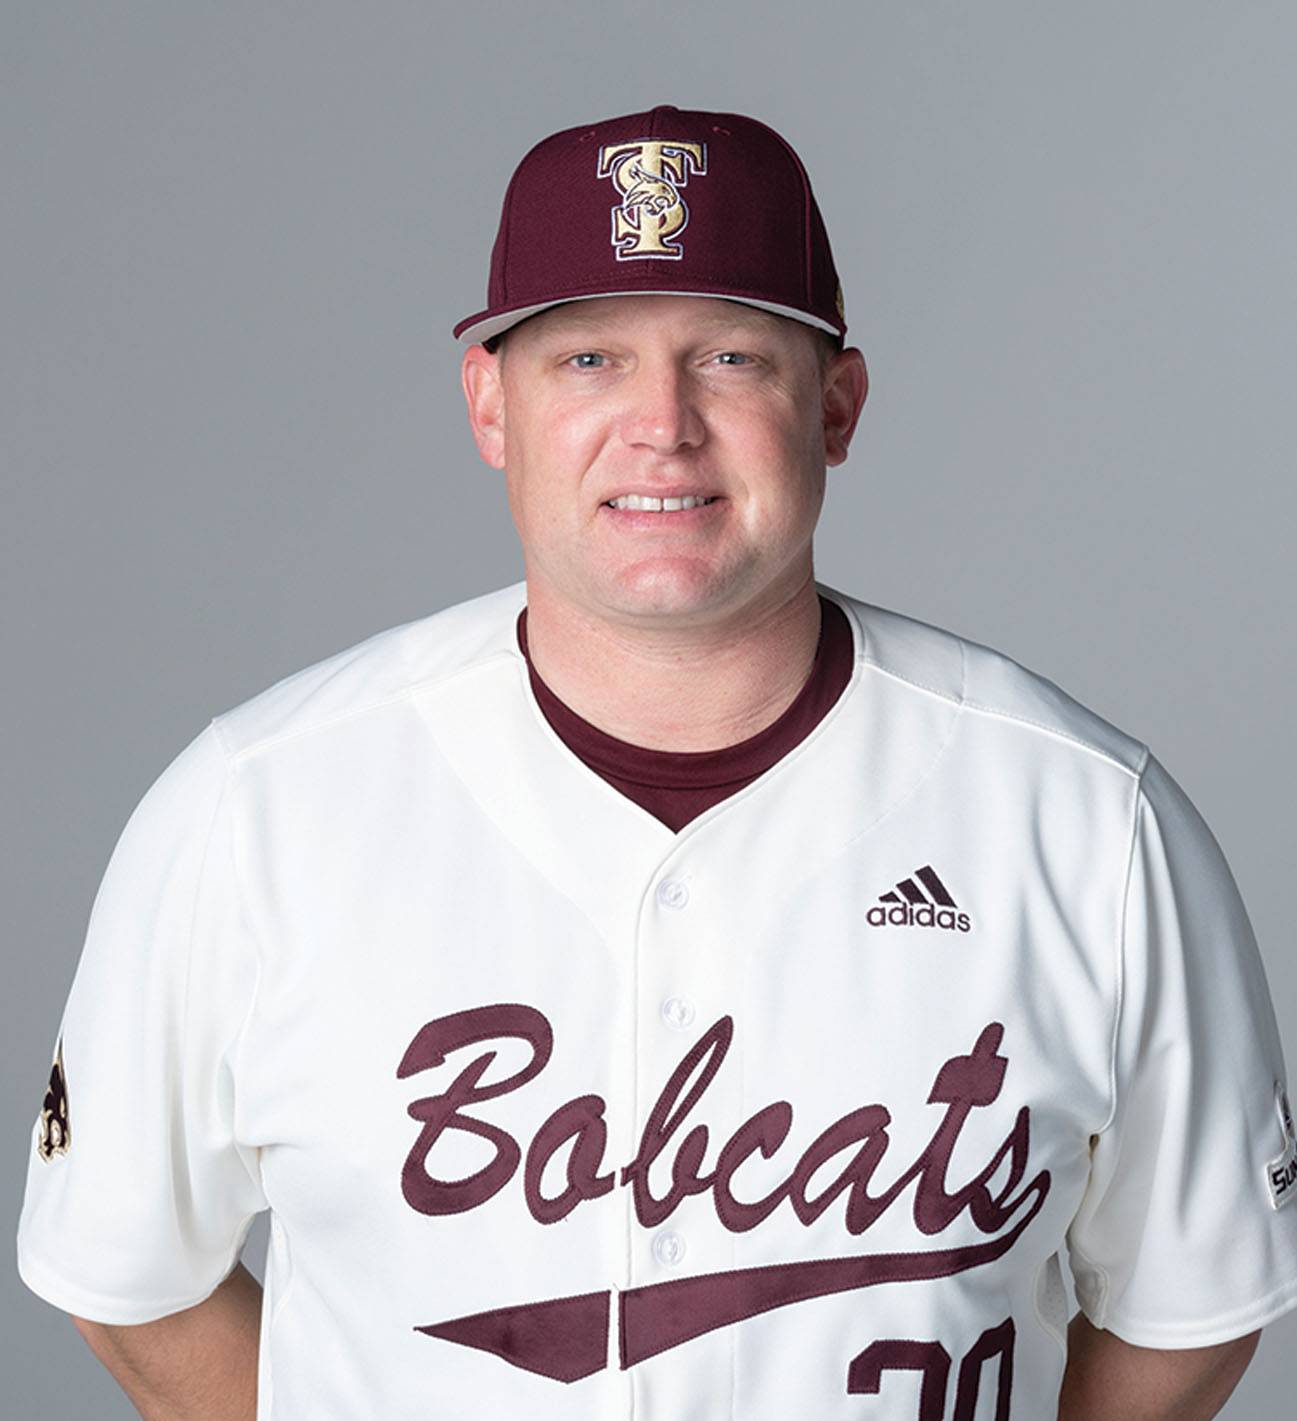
[453,290,843,346]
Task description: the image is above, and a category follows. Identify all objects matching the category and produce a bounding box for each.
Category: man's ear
[461,344,506,470]
[823,347,869,467]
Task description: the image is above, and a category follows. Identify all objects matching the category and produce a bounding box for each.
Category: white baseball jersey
[18,578,1297,1419]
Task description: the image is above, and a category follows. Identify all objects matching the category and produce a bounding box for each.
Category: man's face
[462,294,865,631]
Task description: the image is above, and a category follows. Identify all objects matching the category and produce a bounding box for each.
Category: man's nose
[620,360,705,454]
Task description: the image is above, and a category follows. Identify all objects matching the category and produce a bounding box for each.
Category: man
[17,104,1297,1419]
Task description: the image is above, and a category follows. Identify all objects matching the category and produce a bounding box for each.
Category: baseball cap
[452,103,847,348]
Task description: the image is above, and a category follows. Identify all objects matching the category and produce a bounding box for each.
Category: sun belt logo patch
[868,864,972,933]
[596,139,707,260]
[37,1037,70,1162]
[1266,1080,1297,1210]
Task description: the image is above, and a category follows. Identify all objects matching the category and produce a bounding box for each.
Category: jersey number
[846,1317,1015,1420]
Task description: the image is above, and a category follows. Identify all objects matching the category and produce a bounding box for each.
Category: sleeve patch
[37,1037,71,1163]
[1266,1080,1296,1210]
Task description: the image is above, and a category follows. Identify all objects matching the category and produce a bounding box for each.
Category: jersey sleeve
[16,720,267,1325]
[1065,750,1297,1347]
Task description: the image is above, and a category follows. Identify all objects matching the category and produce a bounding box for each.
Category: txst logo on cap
[596,139,707,260]
[452,104,847,347]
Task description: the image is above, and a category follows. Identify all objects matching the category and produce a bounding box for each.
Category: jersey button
[661,996,696,1030]
[652,1230,687,1267]
[656,878,689,910]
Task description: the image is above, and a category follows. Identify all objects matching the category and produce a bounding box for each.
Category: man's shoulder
[212,580,527,760]
[826,582,1148,779]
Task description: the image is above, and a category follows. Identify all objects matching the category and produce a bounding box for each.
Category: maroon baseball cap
[452,103,847,347]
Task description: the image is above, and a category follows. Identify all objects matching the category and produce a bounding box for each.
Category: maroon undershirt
[515,595,855,833]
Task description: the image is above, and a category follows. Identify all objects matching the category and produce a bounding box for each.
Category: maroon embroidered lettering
[620,1014,734,1226]
[525,1093,615,1222]
[397,1009,1047,1243]
[401,1006,1052,1383]
[398,1003,552,1215]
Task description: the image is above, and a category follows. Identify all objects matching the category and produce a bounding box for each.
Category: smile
[604,495,719,512]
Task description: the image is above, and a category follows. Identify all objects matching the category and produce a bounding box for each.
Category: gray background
[4,2,1293,1413]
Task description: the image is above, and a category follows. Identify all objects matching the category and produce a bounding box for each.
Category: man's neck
[520,576,824,753]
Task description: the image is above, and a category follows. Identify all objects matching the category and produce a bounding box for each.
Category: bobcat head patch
[37,1038,70,1162]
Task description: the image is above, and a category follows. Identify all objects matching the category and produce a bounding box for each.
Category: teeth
[607,494,716,511]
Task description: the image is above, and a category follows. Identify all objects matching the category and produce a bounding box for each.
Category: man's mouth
[603,494,721,513]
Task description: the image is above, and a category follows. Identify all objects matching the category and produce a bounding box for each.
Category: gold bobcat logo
[596,139,707,260]
[37,1038,70,1162]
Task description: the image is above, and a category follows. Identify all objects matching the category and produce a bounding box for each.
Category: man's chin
[593,569,739,625]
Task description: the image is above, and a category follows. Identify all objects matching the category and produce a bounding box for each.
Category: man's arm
[1057,1310,1260,1420]
[70,1262,262,1421]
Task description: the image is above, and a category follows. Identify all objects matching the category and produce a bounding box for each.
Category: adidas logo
[867,865,971,932]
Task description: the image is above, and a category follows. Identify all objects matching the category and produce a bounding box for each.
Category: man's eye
[715,351,752,366]
[567,352,606,369]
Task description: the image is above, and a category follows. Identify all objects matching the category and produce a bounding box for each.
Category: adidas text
[867,903,972,932]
